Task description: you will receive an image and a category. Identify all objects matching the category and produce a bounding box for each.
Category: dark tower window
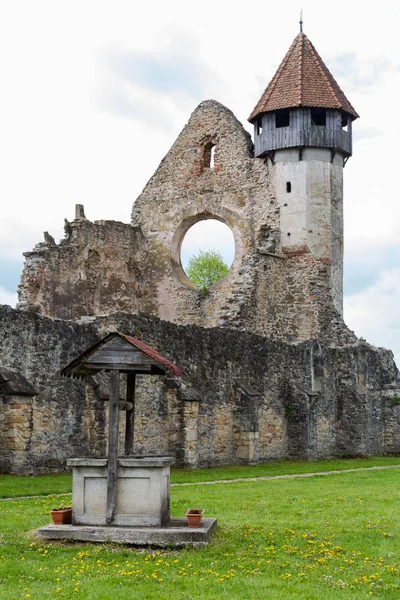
[256,118,262,136]
[275,110,290,128]
[311,108,326,126]
[286,182,291,193]
[342,114,348,131]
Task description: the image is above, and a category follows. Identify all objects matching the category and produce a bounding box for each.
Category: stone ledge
[68,455,175,468]
[37,518,217,547]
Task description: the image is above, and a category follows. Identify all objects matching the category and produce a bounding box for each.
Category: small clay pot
[51,507,72,525]
[186,508,204,528]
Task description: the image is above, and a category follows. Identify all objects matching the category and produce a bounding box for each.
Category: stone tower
[249,32,359,315]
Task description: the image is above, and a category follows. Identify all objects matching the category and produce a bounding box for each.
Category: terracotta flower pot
[51,507,72,525]
[186,508,204,528]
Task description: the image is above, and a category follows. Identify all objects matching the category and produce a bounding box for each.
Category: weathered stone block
[185,430,198,442]
[236,445,254,460]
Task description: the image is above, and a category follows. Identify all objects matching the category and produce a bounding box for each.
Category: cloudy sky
[0,0,399,365]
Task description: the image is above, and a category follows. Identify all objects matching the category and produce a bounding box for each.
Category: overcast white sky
[0,0,399,365]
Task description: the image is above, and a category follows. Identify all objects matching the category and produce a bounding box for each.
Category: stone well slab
[37,518,217,548]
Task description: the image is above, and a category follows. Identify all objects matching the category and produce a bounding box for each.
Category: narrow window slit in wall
[312,344,324,393]
[342,114,348,131]
[210,145,215,169]
[256,118,262,136]
[286,182,291,193]
[203,141,216,169]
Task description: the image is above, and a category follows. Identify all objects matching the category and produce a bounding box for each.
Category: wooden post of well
[106,370,120,525]
[125,373,136,455]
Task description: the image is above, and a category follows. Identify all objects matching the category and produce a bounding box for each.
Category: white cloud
[0,287,17,308]
[344,269,400,368]
[344,130,400,256]
[327,53,399,93]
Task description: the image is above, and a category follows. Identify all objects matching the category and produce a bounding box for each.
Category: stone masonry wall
[0,306,105,473]
[18,218,145,320]
[1,305,399,474]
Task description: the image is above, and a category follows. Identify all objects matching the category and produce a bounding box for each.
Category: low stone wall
[0,305,399,474]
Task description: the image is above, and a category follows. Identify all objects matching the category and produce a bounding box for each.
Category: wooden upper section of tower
[249,32,359,123]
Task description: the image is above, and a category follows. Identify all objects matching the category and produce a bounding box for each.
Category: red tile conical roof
[249,33,359,122]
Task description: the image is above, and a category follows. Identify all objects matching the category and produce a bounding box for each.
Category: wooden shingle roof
[249,33,359,122]
[61,332,185,379]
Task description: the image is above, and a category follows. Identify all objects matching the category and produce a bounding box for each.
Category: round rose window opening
[180,219,235,288]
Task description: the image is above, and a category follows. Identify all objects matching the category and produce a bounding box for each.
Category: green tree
[186,250,229,289]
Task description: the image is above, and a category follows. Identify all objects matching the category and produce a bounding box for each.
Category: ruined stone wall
[130,99,353,344]
[131,100,275,329]
[17,100,354,345]
[1,306,399,474]
[18,218,145,320]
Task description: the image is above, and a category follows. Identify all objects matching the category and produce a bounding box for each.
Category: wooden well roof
[249,32,359,122]
[61,332,185,379]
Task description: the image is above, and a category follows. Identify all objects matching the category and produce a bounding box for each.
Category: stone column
[165,379,202,468]
[235,430,259,461]
[235,381,259,463]
[181,400,200,467]
[167,387,182,460]
[0,394,33,473]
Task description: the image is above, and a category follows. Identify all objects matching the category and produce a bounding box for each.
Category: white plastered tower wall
[275,147,344,315]
[249,31,358,325]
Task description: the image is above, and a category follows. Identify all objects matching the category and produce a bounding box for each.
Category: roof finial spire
[299,9,303,33]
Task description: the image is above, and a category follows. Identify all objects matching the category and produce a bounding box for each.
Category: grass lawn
[0,473,72,500]
[0,466,400,598]
[171,456,400,484]
[1,455,400,498]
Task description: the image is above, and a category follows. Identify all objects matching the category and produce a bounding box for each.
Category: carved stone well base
[37,454,217,546]
[68,455,174,527]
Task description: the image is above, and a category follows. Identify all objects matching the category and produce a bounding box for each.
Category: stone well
[68,455,174,527]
